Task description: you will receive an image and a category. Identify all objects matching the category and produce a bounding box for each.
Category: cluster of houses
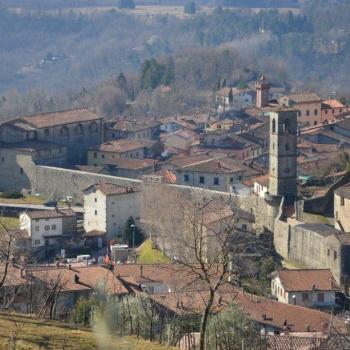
[1,76,350,347]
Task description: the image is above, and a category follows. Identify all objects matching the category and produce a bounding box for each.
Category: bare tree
[141,184,260,350]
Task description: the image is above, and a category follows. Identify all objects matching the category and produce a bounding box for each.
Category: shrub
[0,191,23,199]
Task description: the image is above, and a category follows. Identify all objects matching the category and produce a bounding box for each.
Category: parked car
[43,200,57,207]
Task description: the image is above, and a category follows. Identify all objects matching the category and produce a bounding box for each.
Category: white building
[253,175,269,198]
[83,183,140,238]
[19,209,77,247]
[271,269,339,309]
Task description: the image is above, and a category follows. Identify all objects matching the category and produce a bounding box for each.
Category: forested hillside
[0,0,349,119]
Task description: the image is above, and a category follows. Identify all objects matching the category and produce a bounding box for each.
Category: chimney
[74,274,80,284]
[140,265,143,278]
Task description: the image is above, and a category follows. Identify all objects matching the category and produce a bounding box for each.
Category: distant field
[0,193,46,205]
[0,312,176,350]
[10,5,299,17]
[137,239,171,264]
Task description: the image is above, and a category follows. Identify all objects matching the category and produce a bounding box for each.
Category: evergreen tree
[122,217,144,247]
[161,58,175,86]
[184,2,196,15]
[117,0,135,9]
[117,72,128,93]
[140,58,165,90]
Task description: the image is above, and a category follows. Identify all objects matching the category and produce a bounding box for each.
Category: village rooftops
[30,265,128,295]
[321,99,346,109]
[271,269,339,292]
[149,289,340,334]
[284,93,322,104]
[168,153,221,168]
[179,157,259,176]
[335,184,350,199]
[106,119,160,133]
[3,109,101,129]
[22,208,76,220]
[106,158,156,170]
[90,139,157,153]
[83,183,138,196]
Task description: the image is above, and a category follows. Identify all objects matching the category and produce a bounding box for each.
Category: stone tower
[269,108,298,199]
[256,75,271,108]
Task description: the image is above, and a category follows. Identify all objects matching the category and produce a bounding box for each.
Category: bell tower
[269,108,298,199]
[256,75,271,108]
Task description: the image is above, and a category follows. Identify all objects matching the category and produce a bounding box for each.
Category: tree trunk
[199,289,215,350]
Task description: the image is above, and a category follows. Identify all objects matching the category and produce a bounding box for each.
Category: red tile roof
[91,139,156,153]
[16,109,101,128]
[83,183,137,196]
[272,269,339,292]
[23,209,75,220]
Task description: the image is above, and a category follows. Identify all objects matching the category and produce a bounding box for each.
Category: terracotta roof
[150,289,338,333]
[32,266,128,294]
[286,93,322,104]
[107,158,156,170]
[91,139,156,153]
[254,174,270,187]
[84,183,137,196]
[335,184,350,199]
[168,153,217,168]
[108,119,160,133]
[152,169,177,184]
[23,209,76,220]
[272,269,339,292]
[322,99,346,109]
[14,109,101,128]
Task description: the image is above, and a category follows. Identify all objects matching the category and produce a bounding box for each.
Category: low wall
[33,166,142,203]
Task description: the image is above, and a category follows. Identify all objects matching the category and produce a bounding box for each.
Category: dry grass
[0,217,19,233]
[0,193,46,205]
[137,239,171,264]
[0,312,176,350]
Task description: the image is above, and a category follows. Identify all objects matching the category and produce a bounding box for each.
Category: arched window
[89,122,98,133]
[60,126,69,138]
[272,119,276,133]
[75,123,84,135]
[283,119,290,133]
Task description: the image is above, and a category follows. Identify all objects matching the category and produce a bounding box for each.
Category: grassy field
[137,239,171,264]
[0,312,175,350]
[0,193,46,205]
[0,216,19,233]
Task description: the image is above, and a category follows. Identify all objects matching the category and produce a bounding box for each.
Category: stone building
[0,109,103,164]
[277,93,322,127]
[256,75,271,108]
[83,183,140,238]
[88,139,161,166]
[334,184,350,232]
[269,108,298,199]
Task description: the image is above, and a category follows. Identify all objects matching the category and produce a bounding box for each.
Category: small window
[95,210,98,216]
[327,249,330,257]
[317,293,324,303]
[325,110,328,115]
[184,174,189,182]
[20,167,24,175]
[44,225,50,231]
[94,152,97,159]
[314,121,317,126]
[51,225,56,230]
[242,224,247,231]
[340,108,343,113]
[44,129,50,136]
[272,119,276,133]
[199,176,205,184]
[334,251,337,260]
[101,154,105,159]
[230,177,234,183]
[35,226,40,232]
[341,196,345,206]
[284,168,290,173]
[306,110,310,116]
[285,143,290,151]
[298,111,301,117]
[314,109,318,116]
[95,198,97,203]
[332,109,335,114]
[213,177,220,186]
[34,240,41,245]
[302,293,309,301]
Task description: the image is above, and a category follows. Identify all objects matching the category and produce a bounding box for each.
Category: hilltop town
[0,74,350,349]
